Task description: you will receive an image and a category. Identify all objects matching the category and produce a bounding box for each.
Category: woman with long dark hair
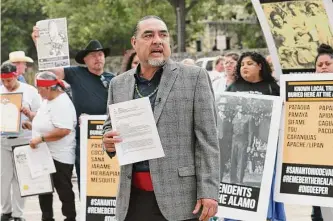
[227,51,279,95]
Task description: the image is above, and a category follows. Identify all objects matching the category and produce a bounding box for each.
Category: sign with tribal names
[80,115,120,221]
[276,74,333,207]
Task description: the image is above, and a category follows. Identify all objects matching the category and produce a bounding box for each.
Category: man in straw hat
[8,51,34,83]
[31,26,114,191]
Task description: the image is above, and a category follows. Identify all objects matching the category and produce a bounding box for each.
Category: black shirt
[64,66,114,138]
[132,66,163,172]
[133,67,163,111]
[226,80,280,96]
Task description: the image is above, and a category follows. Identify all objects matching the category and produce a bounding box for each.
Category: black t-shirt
[64,66,114,138]
[226,80,280,96]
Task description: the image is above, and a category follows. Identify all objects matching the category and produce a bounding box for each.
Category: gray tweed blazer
[103,60,220,221]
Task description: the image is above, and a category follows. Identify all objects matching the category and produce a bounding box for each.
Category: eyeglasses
[224,61,237,66]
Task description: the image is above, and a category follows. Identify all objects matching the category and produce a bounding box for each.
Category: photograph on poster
[261,0,333,70]
[218,95,273,188]
[36,17,70,70]
[216,92,282,221]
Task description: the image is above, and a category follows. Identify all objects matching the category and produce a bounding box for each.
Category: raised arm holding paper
[31,22,115,190]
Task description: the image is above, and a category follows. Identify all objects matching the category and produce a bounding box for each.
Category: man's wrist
[41,135,45,142]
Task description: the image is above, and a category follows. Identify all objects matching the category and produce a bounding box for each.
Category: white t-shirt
[212,76,227,95]
[32,93,77,164]
[208,71,224,84]
[1,82,41,149]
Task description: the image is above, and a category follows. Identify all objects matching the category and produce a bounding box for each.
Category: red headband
[1,72,17,78]
[36,79,65,88]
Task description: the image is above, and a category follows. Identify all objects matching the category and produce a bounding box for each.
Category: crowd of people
[1,14,333,221]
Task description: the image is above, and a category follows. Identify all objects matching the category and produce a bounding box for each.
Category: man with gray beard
[102,16,220,221]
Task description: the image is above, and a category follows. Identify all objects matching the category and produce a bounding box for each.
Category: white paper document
[26,142,56,178]
[109,97,165,165]
[36,17,70,70]
[13,145,53,197]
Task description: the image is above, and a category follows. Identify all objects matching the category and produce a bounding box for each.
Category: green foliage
[40,0,134,54]
[1,0,47,62]
[185,1,206,45]
[1,0,266,62]
[40,0,175,55]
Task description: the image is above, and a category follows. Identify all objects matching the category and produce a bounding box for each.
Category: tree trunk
[168,0,199,52]
[177,0,186,52]
[168,0,186,52]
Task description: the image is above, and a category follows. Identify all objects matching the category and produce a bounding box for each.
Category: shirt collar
[134,64,164,83]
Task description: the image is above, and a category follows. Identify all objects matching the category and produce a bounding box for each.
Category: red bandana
[36,79,65,88]
[1,72,17,78]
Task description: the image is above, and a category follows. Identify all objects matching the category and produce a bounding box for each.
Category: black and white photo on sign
[216,92,282,221]
[217,94,273,188]
[252,0,333,75]
[36,17,70,70]
[262,0,333,70]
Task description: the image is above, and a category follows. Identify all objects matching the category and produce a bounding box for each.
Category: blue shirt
[17,75,26,83]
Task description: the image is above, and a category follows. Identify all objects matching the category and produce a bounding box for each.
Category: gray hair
[133,15,165,37]
[35,71,61,91]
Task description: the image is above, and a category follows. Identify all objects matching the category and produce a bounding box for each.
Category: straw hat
[9,51,33,63]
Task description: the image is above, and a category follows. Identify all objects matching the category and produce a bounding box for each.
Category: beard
[91,63,104,71]
[148,58,167,67]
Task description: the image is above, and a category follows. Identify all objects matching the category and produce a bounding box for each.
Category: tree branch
[166,0,177,8]
[185,0,199,14]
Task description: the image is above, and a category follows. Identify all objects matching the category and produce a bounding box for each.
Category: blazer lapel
[153,60,178,123]
[125,69,136,101]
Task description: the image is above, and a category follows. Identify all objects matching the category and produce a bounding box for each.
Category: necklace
[135,83,159,98]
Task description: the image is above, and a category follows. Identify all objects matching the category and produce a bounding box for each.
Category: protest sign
[216,92,282,220]
[252,0,333,77]
[80,115,120,221]
[276,74,333,207]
